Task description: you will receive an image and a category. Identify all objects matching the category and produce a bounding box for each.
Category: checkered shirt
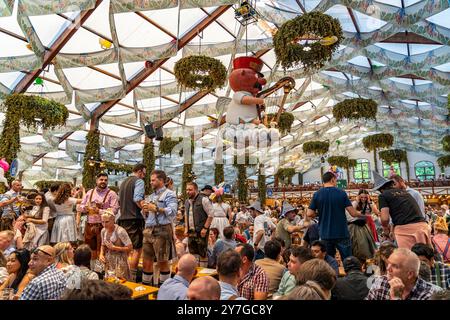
[431,261,450,290]
[20,264,67,300]
[365,275,437,300]
[237,264,269,300]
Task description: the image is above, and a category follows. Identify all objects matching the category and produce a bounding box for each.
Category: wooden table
[121,281,159,300]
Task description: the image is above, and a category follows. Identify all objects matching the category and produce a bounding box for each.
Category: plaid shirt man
[431,261,450,290]
[365,275,437,300]
[237,263,269,300]
[20,264,67,300]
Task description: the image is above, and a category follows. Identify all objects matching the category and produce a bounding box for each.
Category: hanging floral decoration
[273,12,343,72]
[302,141,329,155]
[174,55,227,90]
[362,133,394,152]
[332,98,377,122]
[378,149,407,165]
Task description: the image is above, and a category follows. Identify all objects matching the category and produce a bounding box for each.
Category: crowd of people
[0,164,449,300]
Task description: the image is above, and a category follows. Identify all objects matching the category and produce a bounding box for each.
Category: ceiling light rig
[234,0,260,26]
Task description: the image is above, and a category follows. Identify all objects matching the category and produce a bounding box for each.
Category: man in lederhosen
[185,182,214,267]
[77,173,119,266]
[141,170,178,287]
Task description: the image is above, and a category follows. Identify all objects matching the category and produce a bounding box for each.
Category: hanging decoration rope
[302,141,330,155]
[174,55,227,91]
[273,12,343,72]
[332,98,377,122]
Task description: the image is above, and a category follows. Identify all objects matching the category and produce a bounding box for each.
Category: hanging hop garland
[174,55,227,91]
[302,141,329,155]
[34,180,67,190]
[103,162,134,175]
[278,112,295,134]
[273,12,343,72]
[437,155,450,168]
[362,133,394,152]
[378,149,407,165]
[214,163,224,185]
[159,137,182,155]
[258,170,266,204]
[82,130,101,189]
[0,94,69,163]
[332,98,377,122]
[442,135,450,152]
[143,140,155,195]
[276,168,296,184]
[327,156,352,168]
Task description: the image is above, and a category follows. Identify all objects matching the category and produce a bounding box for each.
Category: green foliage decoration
[34,180,67,191]
[174,55,227,91]
[278,112,295,134]
[143,140,155,195]
[214,163,224,185]
[159,137,182,155]
[82,130,101,190]
[273,12,343,72]
[332,98,377,122]
[378,149,407,165]
[362,133,394,152]
[258,169,266,205]
[302,141,329,155]
[0,93,69,163]
[442,135,450,153]
[437,155,450,168]
[275,168,296,185]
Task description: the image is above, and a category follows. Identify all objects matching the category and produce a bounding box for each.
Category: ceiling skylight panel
[0,71,23,89]
[325,5,357,33]
[29,14,72,47]
[62,66,122,89]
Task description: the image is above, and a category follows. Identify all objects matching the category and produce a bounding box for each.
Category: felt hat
[280,201,297,218]
[247,200,263,213]
[343,256,362,273]
[201,185,214,192]
[372,170,393,191]
[434,216,448,232]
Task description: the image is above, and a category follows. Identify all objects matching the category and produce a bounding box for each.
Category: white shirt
[253,214,276,251]
[226,91,257,125]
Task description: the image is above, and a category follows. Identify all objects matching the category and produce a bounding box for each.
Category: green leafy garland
[273,12,343,72]
[214,163,224,185]
[0,94,69,163]
[278,112,295,134]
[303,141,329,155]
[82,130,101,189]
[103,162,134,175]
[378,149,407,165]
[232,155,257,204]
[174,55,227,91]
[181,139,195,201]
[34,180,67,190]
[0,183,6,194]
[258,165,266,205]
[159,137,181,155]
[143,140,155,195]
[275,168,296,185]
[437,155,450,169]
[332,98,377,122]
[362,133,394,173]
[327,156,351,168]
[362,133,394,151]
[442,135,450,152]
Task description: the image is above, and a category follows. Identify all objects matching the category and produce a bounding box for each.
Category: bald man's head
[187,276,221,300]
[177,254,198,280]
[29,245,55,275]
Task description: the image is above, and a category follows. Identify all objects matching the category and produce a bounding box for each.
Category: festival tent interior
[0,0,449,193]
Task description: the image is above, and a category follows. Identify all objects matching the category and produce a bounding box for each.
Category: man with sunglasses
[20,245,67,300]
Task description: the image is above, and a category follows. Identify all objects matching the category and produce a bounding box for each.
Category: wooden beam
[135,12,177,40]
[14,0,103,93]
[92,5,232,122]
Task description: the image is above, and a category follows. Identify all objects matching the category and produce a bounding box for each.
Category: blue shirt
[0,190,20,217]
[157,275,189,300]
[133,179,145,203]
[219,281,246,300]
[209,239,237,268]
[325,255,339,275]
[309,187,352,239]
[145,187,178,227]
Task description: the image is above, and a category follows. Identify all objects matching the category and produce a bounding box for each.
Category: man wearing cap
[20,245,67,300]
[331,256,369,300]
[200,185,214,198]
[372,171,431,249]
[226,57,267,125]
[276,201,307,248]
[249,201,276,260]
